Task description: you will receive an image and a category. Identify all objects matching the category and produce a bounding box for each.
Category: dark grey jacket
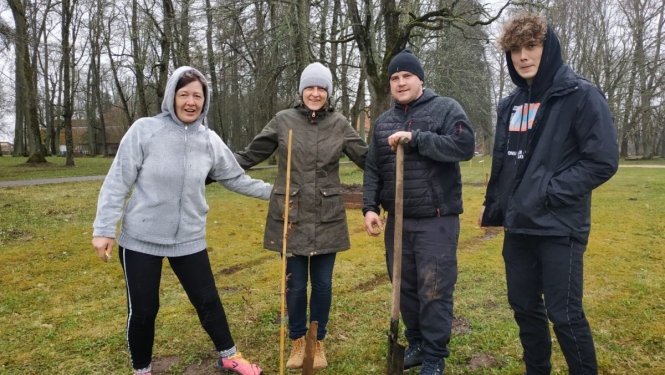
[235,103,367,256]
[363,89,475,218]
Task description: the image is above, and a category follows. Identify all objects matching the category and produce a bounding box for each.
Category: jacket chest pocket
[319,187,345,222]
[408,117,434,132]
[270,186,300,223]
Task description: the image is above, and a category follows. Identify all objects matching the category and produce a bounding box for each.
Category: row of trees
[0,0,663,165]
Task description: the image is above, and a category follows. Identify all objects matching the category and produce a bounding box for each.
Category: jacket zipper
[174,125,188,241]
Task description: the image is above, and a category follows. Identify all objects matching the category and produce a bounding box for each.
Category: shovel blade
[387,331,405,374]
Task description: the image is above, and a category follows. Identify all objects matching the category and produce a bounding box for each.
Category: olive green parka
[235,102,367,256]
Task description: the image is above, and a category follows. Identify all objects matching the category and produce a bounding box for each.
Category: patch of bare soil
[152,354,220,375]
[467,353,501,371]
[341,183,363,209]
[464,181,486,187]
[452,316,471,336]
[482,227,502,240]
[18,161,56,167]
[353,273,389,293]
[215,254,274,276]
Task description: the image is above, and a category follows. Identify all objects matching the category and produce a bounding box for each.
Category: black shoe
[419,358,445,375]
[403,344,424,369]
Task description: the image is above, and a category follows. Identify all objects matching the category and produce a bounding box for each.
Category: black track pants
[503,234,597,375]
[119,247,234,370]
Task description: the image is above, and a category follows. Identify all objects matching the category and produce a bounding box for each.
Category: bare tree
[346,0,511,137]
[61,0,76,165]
[7,0,47,163]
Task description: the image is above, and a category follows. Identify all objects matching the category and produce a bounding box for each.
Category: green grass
[0,161,663,374]
[0,156,279,182]
[0,156,114,181]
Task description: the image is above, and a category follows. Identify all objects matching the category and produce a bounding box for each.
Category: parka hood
[161,66,211,127]
[507,24,563,96]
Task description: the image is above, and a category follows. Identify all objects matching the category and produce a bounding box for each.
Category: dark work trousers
[384,214,459,361]
[503,234,598,375]
[286,253,337,340]
[119,247,235,370]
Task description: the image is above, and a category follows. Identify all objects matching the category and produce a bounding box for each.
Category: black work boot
[403,343,424,369]
[419,358,445,375]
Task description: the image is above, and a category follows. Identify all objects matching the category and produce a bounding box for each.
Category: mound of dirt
[341,183,363,209]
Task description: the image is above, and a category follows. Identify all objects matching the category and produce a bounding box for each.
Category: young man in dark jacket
[363,49,475,375]
[479,13,618,375]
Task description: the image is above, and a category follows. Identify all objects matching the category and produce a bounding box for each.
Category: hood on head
[161,66,211,126]
[506,24,563,93]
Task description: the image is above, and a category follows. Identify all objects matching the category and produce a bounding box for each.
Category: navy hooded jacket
[481,25,619,244]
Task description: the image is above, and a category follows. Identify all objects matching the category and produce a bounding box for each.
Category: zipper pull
[312,111,315,118]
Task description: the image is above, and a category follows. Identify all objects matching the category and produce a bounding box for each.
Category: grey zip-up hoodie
[93,66,272,256]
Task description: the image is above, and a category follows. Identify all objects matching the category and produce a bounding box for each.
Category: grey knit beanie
[299,62,333,96]
[388,49,425,82]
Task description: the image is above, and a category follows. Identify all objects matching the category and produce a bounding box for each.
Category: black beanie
[388,49,424,82]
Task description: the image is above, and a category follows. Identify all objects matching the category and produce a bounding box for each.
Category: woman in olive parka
[234,62,367,371]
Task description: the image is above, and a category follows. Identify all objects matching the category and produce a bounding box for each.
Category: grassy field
[0,159,663,374]
[0,154,663,182]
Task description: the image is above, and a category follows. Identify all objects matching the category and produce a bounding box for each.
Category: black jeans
[286,253,337,340]
[119,247,234,370]
[503,234,597,375]
[385,215,459,361]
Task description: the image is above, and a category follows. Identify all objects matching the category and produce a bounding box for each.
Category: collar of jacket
[506,64,581,104]
[295,101,334,123]
[393,88,438,113]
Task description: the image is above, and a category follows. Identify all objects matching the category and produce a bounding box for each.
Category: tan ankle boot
[313,340,327,370]
[286,336,306,370]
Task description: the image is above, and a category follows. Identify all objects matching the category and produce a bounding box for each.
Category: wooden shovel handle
[390,137,409,320]
[279,129,293,375]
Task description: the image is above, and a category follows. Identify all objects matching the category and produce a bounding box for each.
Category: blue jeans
[503,234,597,375]
[286,253,337,340]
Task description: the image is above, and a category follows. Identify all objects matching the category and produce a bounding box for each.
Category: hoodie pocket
[319,187,345,222]
[269,186,300,223]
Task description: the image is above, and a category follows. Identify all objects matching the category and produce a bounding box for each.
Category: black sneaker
[419,358,445,375]
[404,344,424,369]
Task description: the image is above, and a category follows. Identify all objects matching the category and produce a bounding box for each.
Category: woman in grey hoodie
[92,66,269,375]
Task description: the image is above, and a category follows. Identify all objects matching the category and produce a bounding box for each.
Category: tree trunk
[204,0,225,139]
[293,0,311,76]
[132,0,149,118]
[62,0,75,166]
[86,66,98,156]
[104,19,133,128]
[43,29,56,155]
[177,0,191,66]
[157,0,174,108]
[8,0,46,163]
[12,50,26,157]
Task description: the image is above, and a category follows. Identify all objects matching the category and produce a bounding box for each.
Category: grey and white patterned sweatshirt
[93,66,272,256]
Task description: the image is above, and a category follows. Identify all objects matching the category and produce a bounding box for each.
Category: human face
[510,42,543,85]
[390,71,423,105]
[302,86,328,111]
[174,80,205,124]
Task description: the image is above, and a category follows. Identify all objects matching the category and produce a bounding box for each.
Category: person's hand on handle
[387,131,412,151]
[92,236,115,263]
[364,211,384,236]
[478,206,485,227]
